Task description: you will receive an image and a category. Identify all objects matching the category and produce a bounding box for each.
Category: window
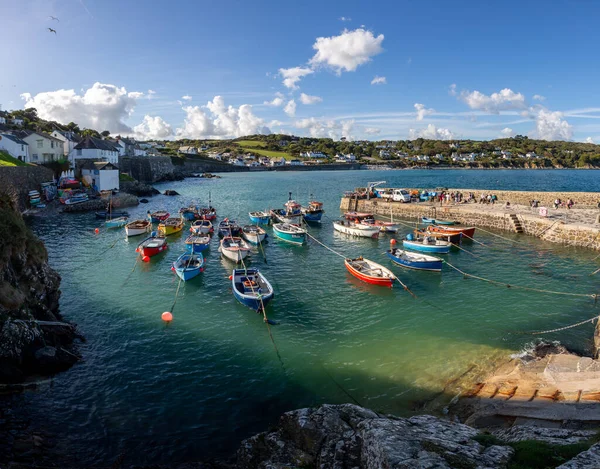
[37,140,43,148]
[76,149,82,156]
[51,142,54,148]
[21,145,24,151]
[32,154,38,161]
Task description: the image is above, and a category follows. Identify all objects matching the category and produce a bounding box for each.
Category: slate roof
[80,160,118,170]
[0,133,28,145]
[74,136,119,152]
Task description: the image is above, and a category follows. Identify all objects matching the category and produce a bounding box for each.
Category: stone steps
[508,213,524,233]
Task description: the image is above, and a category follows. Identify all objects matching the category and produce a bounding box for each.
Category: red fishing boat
[199,207,217,221]
[149,211,170,223]
[136,236,168,257]
[344,257,395,287]
[428,225,476,239]
[418,229,462,244]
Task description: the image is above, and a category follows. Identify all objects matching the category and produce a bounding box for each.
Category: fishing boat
[95,210,129,219]
[272,223,307,245]
[428,225,476,239]
[344,257,395,287]
[158,217,184,236]
[402,234,451,254]
[344,211,374,220]
[28,190,41,206]
[125,219,151,237]
[179,205,199,221]
[219,236,250,263]
[421,217,456,226]
[218,219,241,238]
[184,234,211,253]
[417,229,462,244]
[386,248,443,272]
[136,235,168,257]
[190,219,213,235]
[301,201,325,223]
[231,267,274,311]
[171,253,204,281]
[105,216,128,229]
[360,218,399,233]
[270,192,303,224]
[149,211,170,223]
[249,211,271,225]
[333,220,380,239]
[64,193,89,205]
[199,207,217,221]
[241,225,267,245]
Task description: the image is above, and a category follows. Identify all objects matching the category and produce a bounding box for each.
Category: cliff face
[0,193,79,382]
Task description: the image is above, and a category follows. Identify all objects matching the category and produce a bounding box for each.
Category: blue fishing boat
[272,223,306,245]
[95,210,129,219]
[421,217,456,226]
[184,234,211,253]
[172,253,204,281]
[105,216,128,229]
[249,211,271,225]
[218,219,241,238]
[179,206,198,221]
[231,267,274,312]
[402,234,451,254]
[270,192,303,224]
[301,201,325,223]
[386,248,443,272]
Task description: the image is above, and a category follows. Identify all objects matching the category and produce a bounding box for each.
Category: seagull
[49,15,59,21]
[48,28,57,34]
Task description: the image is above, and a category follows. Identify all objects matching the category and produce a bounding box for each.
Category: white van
[392,189,411,203]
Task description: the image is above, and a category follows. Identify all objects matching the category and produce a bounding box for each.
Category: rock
[236,404,514,469]
[120,180,161,197]
[164,190,180,196]
[140,198,149,203]
[492,426,597,446]
[557,442,600,468]
[33,346,57,364]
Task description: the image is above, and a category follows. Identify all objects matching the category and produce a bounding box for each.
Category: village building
[72,136,120,165]
[0,133,29,161]
[21,131,64,163]
[80,161,120,192]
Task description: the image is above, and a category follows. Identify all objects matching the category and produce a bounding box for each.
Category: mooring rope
[525,315,600,335]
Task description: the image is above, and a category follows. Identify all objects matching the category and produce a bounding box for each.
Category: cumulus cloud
[148,90,156,98]
[295,117,355,140]
[133,115,173,140]
[279,67,314,89]
[449,84,457,96]
[20,82,144,133]
[459,88,526,113]
[339,16,351,21]
[534,109,572,141]
[364,127,381,135]
[264,92,285,107]
[181,95,192,101]
[283,100,297,117]
[176,96,270,139]
[309,28,384,74]
[299,93,323,105]
[533,94,546,101]
[500,127,515,137]
[586,137,594,144]
[409,124,454,140]
[371,75,387,85]
[414,103,434,121]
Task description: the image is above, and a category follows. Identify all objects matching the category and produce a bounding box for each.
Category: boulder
[558,443,600,468]
[164,190,180,196]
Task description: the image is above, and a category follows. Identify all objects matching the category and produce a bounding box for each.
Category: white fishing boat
[125,219,152,237]
[218,236,250,263]
[333,220,380,239]
[241,225,267,244]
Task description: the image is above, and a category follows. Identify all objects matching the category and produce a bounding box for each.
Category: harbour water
[25,170,600,466]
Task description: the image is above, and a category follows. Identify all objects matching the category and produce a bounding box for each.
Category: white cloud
[21,82,144,133]
[364,127,381,135]
[268,120,284,127]
[309,28,384,74]
[176,96,270,139]
[299,93,323,105]
[181,95,192,101]
[295,117,355,140]
[500,127,515,137]
[133,115,173,140]
[283,100,297,117]
[147,90,156,98]
[586,137,594,144]
[534,109,572,141]
[449,84,457,96]
[533,94,546,101]
[371,75,387,85]
[264,92,285,107]
[339,16,351,21]
[279,67,314,90]
[409,124,454,140]
[414,103,434,121]
[459,88,526,113]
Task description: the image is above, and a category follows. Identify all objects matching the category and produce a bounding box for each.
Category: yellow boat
[158,217,184,236]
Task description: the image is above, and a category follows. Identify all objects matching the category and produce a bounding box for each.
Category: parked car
[392,189,411,203]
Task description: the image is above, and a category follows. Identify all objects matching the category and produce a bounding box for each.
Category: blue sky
[2,0,600,142]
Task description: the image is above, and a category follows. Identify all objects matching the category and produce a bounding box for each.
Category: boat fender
[142,256,150,263]
[150,231,157,237]
[406,233,414,241]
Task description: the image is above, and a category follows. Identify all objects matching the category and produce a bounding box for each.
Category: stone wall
[0,166,55,212]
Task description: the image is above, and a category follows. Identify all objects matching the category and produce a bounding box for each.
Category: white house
[112,139,127,156]
[379,150,392,159]
[246,161,261,167]
[0,111,7,125]
[288,159,304,166]
[270,157,286,166]
[301,151,327,158]
[0,133,29,161]
[72,136,119,164]
[179,146,197,155]
[230,158,245,166]
[133,145,147,156]
[11,117,24,126]
[208,152,222,161]
[22,131,64,163]
[51,130,82,158]
[81,161,119,192]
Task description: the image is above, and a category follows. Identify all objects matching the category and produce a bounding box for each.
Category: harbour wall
[340,196,600,251]
[0,166,55,211]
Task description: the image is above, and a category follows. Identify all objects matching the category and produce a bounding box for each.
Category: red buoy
[142,256,150,262]
[162,312,173,322]
[390,239,397,245]
[94,228,100,234]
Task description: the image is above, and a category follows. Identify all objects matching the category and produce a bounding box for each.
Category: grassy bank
[0,150,29,167]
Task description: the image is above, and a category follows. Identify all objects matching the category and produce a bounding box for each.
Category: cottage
[0,133,29,161]
[379,150,391,159]
[288,159,304,166]
[0,111,7,125]
[179,145,197,155]
[208,152,222,161]
[72,136,120,164]
[270,157,286,167]
[10,117,24,126]
[300,151,327,159]
[81,161,119,192]
[21,131,64,163]
[133,145,147,157]
[51,130,82,158]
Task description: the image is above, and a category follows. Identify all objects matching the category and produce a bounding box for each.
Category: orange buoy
[94,228,100,234]
[228,275,233,280]
[162,312,173,322]
[390,239,397,245]
[142,255,150,263]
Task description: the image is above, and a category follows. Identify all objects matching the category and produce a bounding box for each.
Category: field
[235,140,293,160]
[235,140,267,148]
[0,150,29,167]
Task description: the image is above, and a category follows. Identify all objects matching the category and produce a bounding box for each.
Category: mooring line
[524,315,600,335]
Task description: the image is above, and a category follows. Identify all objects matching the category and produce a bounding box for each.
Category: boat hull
[105,217,128,229]
[303,212,323,223]
[386,250,443,272]
[232,268,274,311]
[429,225,476,239]
[272,224,306,245]
[242,231,267,245]
[249,212,270,225]
[158,218,184,236]
[344,258,394,287]
[403,240,451,254]
[219,238,250,263]
[333,221,379,239]
[422,217,456,226]
[137,237,168,257]
[125,220,151,237]
[150,212,170,223]
[190,221,213,235]
[172,253,204,281]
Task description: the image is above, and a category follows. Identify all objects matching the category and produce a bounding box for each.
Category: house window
[37,140,43,148]
[21,145,24,151]
[51,142,54,148]
[32,154,38,161]
[76,149,82,156]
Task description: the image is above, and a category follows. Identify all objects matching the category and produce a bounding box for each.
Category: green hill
[0,150,29,167]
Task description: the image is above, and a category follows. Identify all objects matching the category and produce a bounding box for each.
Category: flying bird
[49,16,59,21]
[48,28,57,34]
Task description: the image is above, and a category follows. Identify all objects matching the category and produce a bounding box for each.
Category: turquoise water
[26,170,600,466]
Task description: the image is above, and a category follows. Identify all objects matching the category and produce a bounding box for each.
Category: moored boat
[105,216,128,229]
[125,219,151,237]
[428,225,476,239]
[179,206,199,221]
[96,210,129,219]
[421,217,456,226]
[301,201,325,223]
[241,225,267,244]
[344,211,374,220]
[270,208,303,224]
[231,267,274,311]
[172,253,204,281]
[136,235,168,257]
[272,223,307,245]
[386,248,443,272]
[158,217,184,236]
[185,234,211,253]
[64,193,89,205]
[199,207,217,221]
[149,211,170,223]
[249,211,271,225]
[28,190,41,206]
[190,219,214,235]
[333,220,380,239]
[218,219,241,238]
[417,229,462,244]
[403,235,451,254]
[219,236,250,263]
[344,257,395,287]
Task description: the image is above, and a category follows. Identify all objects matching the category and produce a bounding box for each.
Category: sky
[2,0,600,142]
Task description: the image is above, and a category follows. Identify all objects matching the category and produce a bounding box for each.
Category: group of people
[478,193,498,204]
[553,198,575,209]
[432,191,499,205]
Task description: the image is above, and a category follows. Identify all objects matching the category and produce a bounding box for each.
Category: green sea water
[25,170,600,466]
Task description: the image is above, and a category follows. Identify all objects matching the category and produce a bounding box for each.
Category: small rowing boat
[241,225,267,245]
[125,219,151,237]
[218,219,241,238]
[172,253,204,281]
[179,206,199,221]
[64,193,89,205]
[105,216,128,229]
[219,236,250,263]
[428,225,476,239]
[136,235,168,257]
[185,234,211,253]
[403,235,451,254]
[149,211,170,223]
[386,248,443,272]
[231,267,274,311]
[199,207,217,221]
[417,229,462,244]
[158,217,184,236]
[249,211,271,225]
[344,257,395,287]
[333,220,380,239]
[190,219,214,235]
[96,210,129,219]
[272,223,306,245]
[421,217,456,226]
